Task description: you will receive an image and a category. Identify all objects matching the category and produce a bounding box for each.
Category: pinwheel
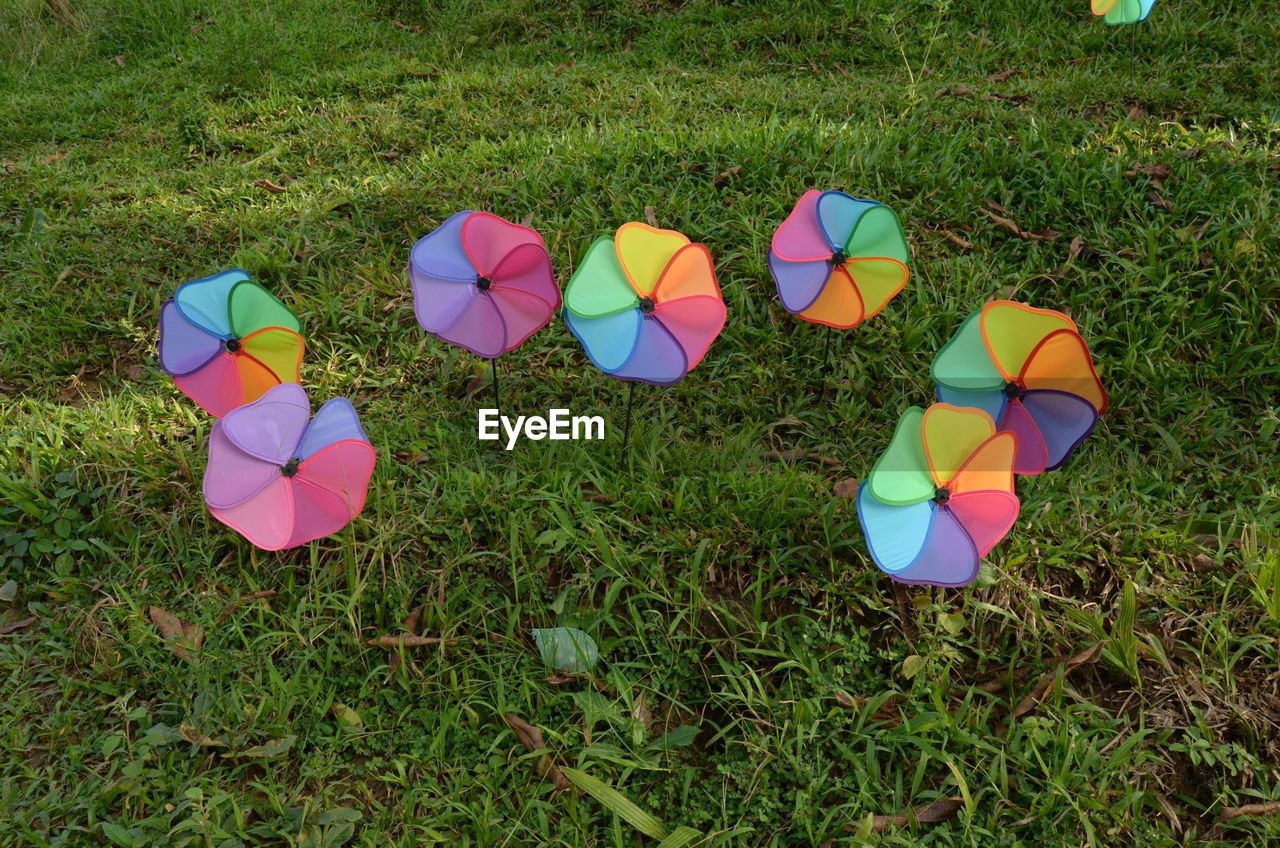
[408,211,560,410]
[932,300,1107,476]
[1092,0,1156,25]
[856,404,1020,587]
[767,190,910,331]
[159,269,304,417]
[203,382,376,551]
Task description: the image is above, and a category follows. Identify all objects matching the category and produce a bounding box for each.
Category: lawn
[1,0,1279,845]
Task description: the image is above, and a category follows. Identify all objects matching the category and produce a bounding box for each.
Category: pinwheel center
[225,337,242,353]
[933,486,951,506]
[1003,381,1023,399]
[829,250,847,268]
[475,276,493,291]
[638,296,656,314]
[281,458,301,478]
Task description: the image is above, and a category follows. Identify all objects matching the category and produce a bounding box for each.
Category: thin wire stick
[491,357,500,414]
[619,381,637,466]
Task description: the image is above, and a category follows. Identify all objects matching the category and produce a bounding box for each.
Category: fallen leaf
[391,451,429,465]
[1127,103,1147,120]
[253,178,287,193]
[1146,191,1175,213]
[364,634,458,648]
[0,382,18,393]
[215,589,278,623]
[331,702,364,730]
[391,19,424,32]
[644,206,658,227]
[935,86,975,97]
[632,691,653,727]
[1124,162,1172,184]
[1066,236,1104,264]
[834,690,858,708]
[149,606,203,661]
[981,198,1012,215]
[403,605,423,635]
[862,798,963,831]
[125,364,146,381]
[534,627,599,673]
[544,673,577,685]
[520,210,536,227]
[112,55,126,67]
[233,735,296,758]
[1220,802,1280,823]
[984,69,1018,82]
[180,724,226,747]
[982,92,1032,104]
[1011,641,1105,720]
[44,152,68,164]
[0,580,16,602]
[713,165,742,187]
[833,478,859,499]
[980,208,1059,241]
[764,449,840,467]
[503,713,570,790]
[0,617,36,635]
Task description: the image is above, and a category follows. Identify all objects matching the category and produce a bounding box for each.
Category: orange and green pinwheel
[932,301,1107,476]
[857,403,1020,588]
[1092,0,1156,25]
[767,190,910,329]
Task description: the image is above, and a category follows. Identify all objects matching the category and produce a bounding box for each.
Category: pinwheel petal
[615,222,689,296]
[950,431,1017,495]
[175,269,249,337]
[228,280,300,337]
[286,478,360,548]
[797,266,864,329]
[612,316,688,385]
[297,439,375,513]
[935,384,1007,424]
[235,352,283,407]
[998,398,1050,476]
[564,308,642,373]
[868,406,935,505]
[565,237,639,318]
[889,505,980,588]
[174,352,243,417]
[652,244,719,304]
[767,250,830,314]
[816,191,879,253]
[844,204,910,264]
[221,382,310,463]
[489,286,557,353]
[461,211,545,277]
[435,292,507,359]
[857,483,932,573]
[1020,329,1107,412]
[240,327,303,384]
[932,309,1005,392]
[1091,0,1118,13]
[491,242,560,308]
[771,190,831,261]
[922,403,996,488]
[159,299,223,377]
[948,490,1020,558]
[846,258,908,318]
[1105,0,1154,23]
[203,421,281,509]
[652,296,726,372]
[409,210,476,280]
[1021,389,1099,471]
[981,301,1076,380]
[297,397,368,460]
[209,476,295,551]
[410,266,478,333]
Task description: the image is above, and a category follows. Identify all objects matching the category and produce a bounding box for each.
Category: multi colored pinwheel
[1092,0,1156,25]
[932,301,1108,476]
[159,269,304,417]
[203,382,376,551]
[767,190,910,328]
[563,222,726,386]
[408,211,560,359]
[857,404,1020,587]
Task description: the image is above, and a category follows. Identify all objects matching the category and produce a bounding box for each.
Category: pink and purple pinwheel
[408,211,560,359]
[159,269,304,418]
[203,382,376,551]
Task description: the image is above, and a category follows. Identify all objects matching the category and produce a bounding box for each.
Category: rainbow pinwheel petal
[203,383,376,551]
[932,301,1107,476]
[767,190,909,329]
[158,269,304,418]
[408,211,561,359]
[857,404,1020,587]
[1092,0,1156,25]
[564,223,726,386]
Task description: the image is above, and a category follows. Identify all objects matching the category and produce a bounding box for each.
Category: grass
[1,0,1279,844]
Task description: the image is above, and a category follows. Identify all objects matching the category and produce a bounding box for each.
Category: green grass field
[2,0,1279,844]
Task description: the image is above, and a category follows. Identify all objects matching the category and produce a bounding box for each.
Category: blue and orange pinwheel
[159,269,304,417]
[857,404,1020,588]
[563,223,726,386]
[1092,0,1156,25]
[767,190,910,328]
[932,301,1107,476]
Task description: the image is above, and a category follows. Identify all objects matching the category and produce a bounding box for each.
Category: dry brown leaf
[253,178,287,194]
[0,617,36,635]
[403,605,423,635]
[391,20,424,32]
[984,69,1018,82]
[935,86,975,97]
[215,589,278,623]
[544,673,577,685]
[713,165,742,187]
[862,798,963,831]
[765,449,840,467]
[45,152,68,164]
[980,208,1058,241]
[981,198,1011,215]
[149,606,203,661]
[833,479,859,499]
[520,210,536,228]
[503,713,571,790]
[644,206,658,227]
[1127,103,1147,120]
[392,451,428,465]
[632,691,653,727]
[834,690,858,708]
[1146,191,1175,213]
[1124,163,1172,183]
[1220,802,1280,823]
[1011,641,1105,720]
[112,55,126,67]
[365,634,458,648]
[180,724,226,746]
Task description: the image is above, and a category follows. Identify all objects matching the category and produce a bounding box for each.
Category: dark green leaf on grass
[533,627,598,673]
[645,725,700,752]
[232,734,296,759]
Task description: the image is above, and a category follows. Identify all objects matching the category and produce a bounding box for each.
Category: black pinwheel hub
[638,296,656,314]
[225,337,242,353]
[933,486,951,506]
[829,250,847,268]
[281,458,301,478]
[475,275,493,291]
[1003,380,1023,400]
